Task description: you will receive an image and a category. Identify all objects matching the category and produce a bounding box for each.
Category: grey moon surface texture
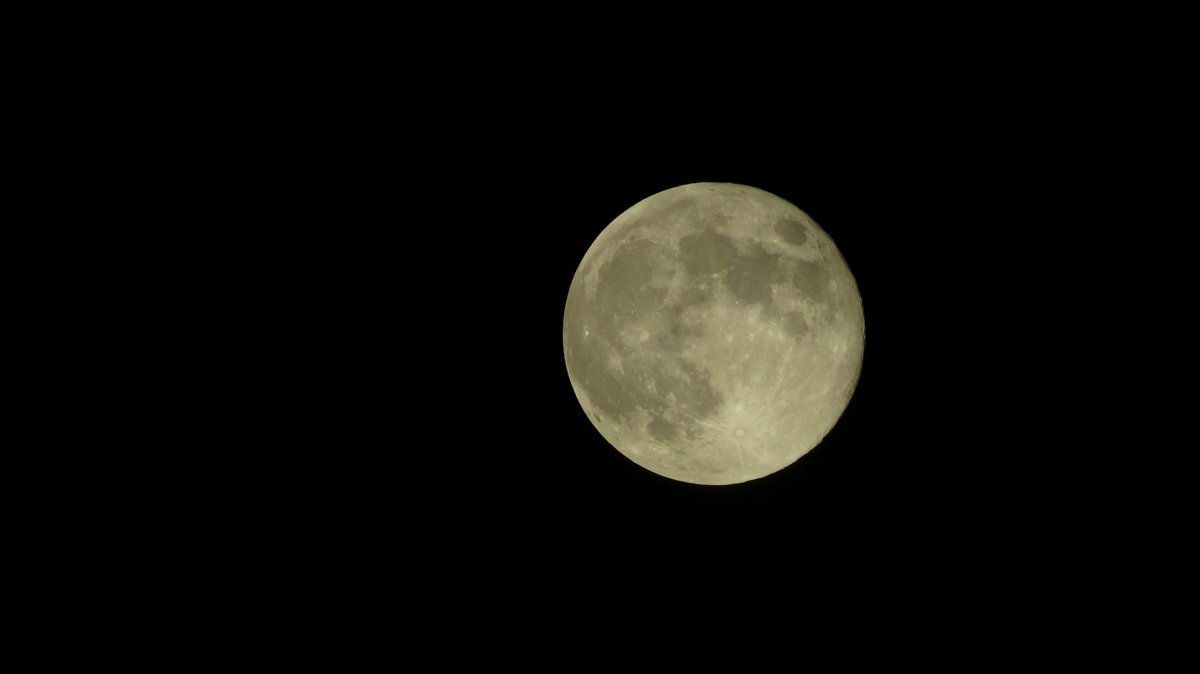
[563,183,865,485]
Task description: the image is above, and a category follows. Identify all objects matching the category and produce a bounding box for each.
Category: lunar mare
[563,183,864,485]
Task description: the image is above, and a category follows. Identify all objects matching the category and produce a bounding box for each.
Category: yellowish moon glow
[563,183,864,485]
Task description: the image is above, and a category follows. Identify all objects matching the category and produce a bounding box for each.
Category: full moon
[563,183,865,485]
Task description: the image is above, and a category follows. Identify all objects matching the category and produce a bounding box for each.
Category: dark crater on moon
[775,217,809,246]
[679,230,738,275]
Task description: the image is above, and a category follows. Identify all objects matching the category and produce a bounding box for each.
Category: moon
[563,183,864,485]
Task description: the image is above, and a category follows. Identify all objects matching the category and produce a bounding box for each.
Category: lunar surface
[563,183,864,485]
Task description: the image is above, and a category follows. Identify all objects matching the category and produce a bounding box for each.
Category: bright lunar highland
[563,183,865,485]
